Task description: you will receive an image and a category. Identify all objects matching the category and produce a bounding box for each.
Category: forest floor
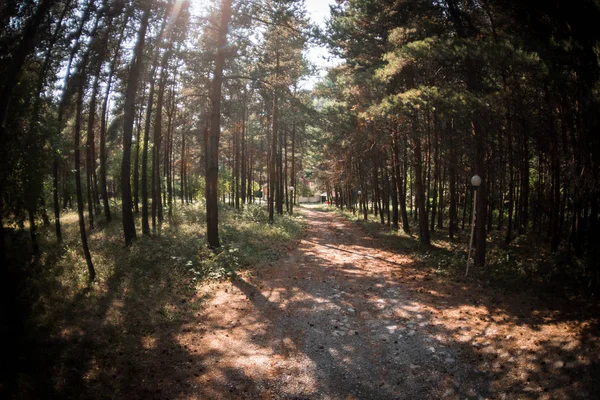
[10,205,600,399]
[168,206,600,400]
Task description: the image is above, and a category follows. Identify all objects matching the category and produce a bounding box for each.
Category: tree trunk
[290,120,296,215]
[473,119,488,267]
[431,113,440,232]
[412,113,430,245]
[277,121,284,215]
[390,134,399,230]
[153,54,170,229]
[235,118,241,209]
[22,0,72,249]
[401,144,410,232]
[518,131,529,235]
[100,13,128,222]
[448,122,458,239]
[268,53,279,224]
[133,91,144,214]
[142,76,157,234]
[166,83,176,217]
[446,0,487,266]
[182,132,186,205]
[241,94,247,205]
[122,6,151,245]
[74,72,96,281]
[205,0,232,248]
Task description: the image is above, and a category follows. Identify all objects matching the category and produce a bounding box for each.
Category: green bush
[191,244,240,280]
[239,203,270,223]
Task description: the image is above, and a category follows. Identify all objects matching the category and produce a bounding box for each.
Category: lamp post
[465,174,481,277]
[289,186,294,215]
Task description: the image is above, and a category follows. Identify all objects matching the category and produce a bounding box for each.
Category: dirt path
[166,208,598,399]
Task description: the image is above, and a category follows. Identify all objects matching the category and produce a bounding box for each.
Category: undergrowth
[20,202,305,291]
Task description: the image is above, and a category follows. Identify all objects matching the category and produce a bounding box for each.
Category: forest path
[186,207,484,399]
[172,207,597,400]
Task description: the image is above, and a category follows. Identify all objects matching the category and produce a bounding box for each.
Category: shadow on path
[11,207,599,399]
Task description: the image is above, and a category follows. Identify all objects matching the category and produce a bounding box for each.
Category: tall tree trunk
[122,6,151,245]
[23,0,72,250]
[412,112,430,245]
[166,83,176,217]
[74,71,96,281]
[431,113,440,232]
[82,4,108,232]
[235,120,241,209]
[86,69,105,229]
[205,0,232,248]
[284,127,289,213]
[425,111,432,222]
[290,120,295,215]
[268,53,280,224]
[153,54,169,229]
[446,0,487,266]
[473,119,488,267]
[248,131,254,202]
[448,121,458,239]
[277,121,284,215]
[518,130,529,234]
[133,91,145,213]
[100,13,129,222]
[400,143,410,232]
[241,93,247,205]
[392,128,406,231]
[390,135,399,230]
[182,131,186,205]
[50,1,95,243]
[378,163,385,224]
[383,164,390,226]
[142,77,157,234]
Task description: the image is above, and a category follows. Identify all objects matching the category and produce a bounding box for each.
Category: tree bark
[412,113,430,245]
[205,0,233,248]
[122,6,151,245]
[100,13,129,222]
[448,121,458,239]
[74,71,96,281]
[153,54,170,229]
[268,53,280,224]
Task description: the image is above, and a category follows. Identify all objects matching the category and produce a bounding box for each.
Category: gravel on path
[172,208,599,400]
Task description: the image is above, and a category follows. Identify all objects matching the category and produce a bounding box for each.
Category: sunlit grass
[32,202,305,290]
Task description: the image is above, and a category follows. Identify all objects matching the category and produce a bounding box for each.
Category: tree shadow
[221,207,599,398]
[6,206,599,399]
[331,208,600,327]
[7,213,219,399]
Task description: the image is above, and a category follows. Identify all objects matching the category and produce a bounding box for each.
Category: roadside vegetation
[8,203,304,398]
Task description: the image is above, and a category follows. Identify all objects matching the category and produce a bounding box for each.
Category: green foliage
[239,203,270,223]
[219,204,305,267]
[12,202,306,335]
[192,244,240,280]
